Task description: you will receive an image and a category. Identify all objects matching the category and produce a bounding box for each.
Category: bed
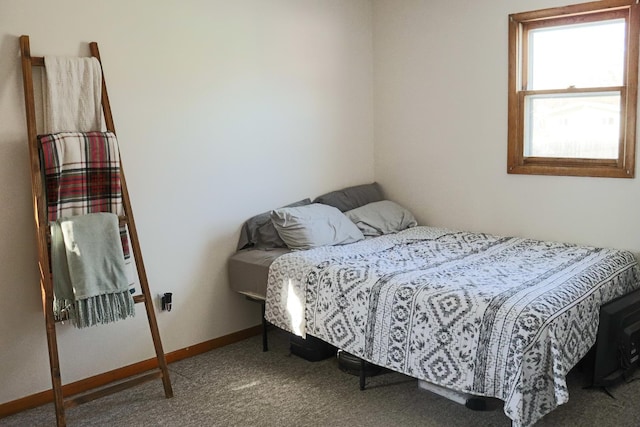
[230,183,640,427]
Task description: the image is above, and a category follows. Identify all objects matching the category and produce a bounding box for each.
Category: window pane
[524,93,620,159]
[529,20,625,90]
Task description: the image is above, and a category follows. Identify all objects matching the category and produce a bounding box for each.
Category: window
[508,0,640,178]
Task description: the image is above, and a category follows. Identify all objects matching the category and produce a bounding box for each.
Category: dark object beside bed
[590,287,640,386]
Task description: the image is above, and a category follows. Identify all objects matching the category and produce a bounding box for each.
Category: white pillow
[345,200,417,237]
[271,203,364,250]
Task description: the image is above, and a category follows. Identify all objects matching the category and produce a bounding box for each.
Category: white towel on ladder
[43,56,104,133]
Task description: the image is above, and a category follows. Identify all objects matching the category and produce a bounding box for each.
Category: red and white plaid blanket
[39,131,130,258]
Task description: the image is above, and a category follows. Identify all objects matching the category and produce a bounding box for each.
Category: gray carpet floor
[3,328,640,427]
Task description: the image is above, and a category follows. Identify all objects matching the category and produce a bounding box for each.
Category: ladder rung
[44,216,128,236]
[63,370,163,409]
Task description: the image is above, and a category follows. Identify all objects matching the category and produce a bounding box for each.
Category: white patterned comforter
[265,227,640,427]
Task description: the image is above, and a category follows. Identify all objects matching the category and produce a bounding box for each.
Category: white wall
[7,0,638,409]
[373,0,640,254]
[0,0,374,404]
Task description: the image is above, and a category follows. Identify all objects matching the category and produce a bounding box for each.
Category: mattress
[228,248,289,300]
[265,226,640,427]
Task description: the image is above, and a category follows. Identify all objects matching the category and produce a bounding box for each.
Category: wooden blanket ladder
[19,35,173,426]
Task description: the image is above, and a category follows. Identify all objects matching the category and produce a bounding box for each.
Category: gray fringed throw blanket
[51,212,135,328]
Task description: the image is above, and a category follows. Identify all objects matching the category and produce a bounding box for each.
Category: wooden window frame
[507,0,640,178]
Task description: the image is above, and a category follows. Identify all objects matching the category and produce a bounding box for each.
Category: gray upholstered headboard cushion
[237,198,311,250]
[313,182,383,212]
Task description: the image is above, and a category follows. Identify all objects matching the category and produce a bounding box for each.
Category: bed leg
[261,301,268,352]
[359,358,366,390]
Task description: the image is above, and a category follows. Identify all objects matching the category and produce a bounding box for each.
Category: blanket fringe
[54,291,135,328]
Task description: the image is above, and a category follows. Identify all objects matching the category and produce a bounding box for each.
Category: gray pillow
[271,203,364,250]
[313,182,383,212]
[237,198,311,250]
[345,200,417,237]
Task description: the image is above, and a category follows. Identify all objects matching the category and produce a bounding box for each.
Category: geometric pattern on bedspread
[265,227,640,427]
